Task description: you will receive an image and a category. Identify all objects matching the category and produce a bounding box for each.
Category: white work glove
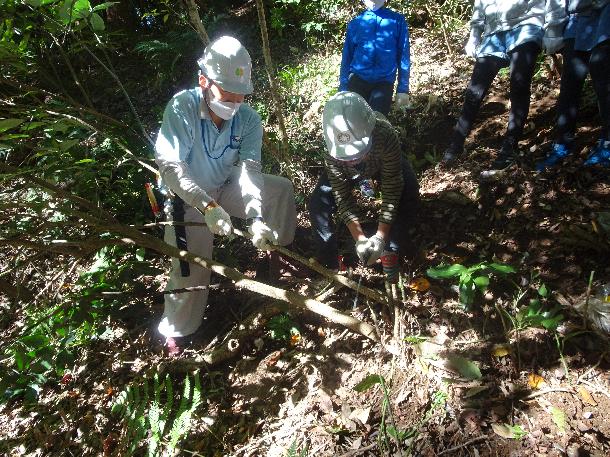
[249,219,279,250]
[355,235,385,266]
[203,204,233,236]
[543,25,565,55]
[394,93,411,110]
[464,29,481,58]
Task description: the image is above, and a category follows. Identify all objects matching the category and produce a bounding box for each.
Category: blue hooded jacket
[339,7,410,94]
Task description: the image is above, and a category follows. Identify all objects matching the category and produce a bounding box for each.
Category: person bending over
[309,92,419,284]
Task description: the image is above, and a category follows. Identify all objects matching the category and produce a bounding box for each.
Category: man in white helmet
[309,91,419,283]
[154,36,297,353]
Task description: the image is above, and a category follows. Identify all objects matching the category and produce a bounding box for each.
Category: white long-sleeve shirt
[470,0,567,37]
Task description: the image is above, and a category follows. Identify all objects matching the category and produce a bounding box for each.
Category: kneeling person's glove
[364,234,384,266]
[355,235,385,266]
[204,203,233,236]
[249,219,279,250]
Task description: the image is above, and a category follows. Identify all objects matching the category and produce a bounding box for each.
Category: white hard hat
[197,36,254,95]
[322,91,376,162]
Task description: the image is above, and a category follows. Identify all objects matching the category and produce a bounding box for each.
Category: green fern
[167,371,202,452]
[111,371,203,456]
[285,438,309,457]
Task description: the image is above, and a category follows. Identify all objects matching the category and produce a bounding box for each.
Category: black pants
[555,39,610,145]
[448,40,541,152]
[308,161,419,269]
[347,73,394,115]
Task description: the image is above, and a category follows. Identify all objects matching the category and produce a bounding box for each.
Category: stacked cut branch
[0,163,379,343]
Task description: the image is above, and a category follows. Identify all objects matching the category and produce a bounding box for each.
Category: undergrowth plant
[355,374,448,454]
[496,274,566,373]
[267,313,301,343]
[427,261,516,308]
[112,371,202,456]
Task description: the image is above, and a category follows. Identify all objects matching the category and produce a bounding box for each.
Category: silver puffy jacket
[471,0,567,36]
[567,0,610,13]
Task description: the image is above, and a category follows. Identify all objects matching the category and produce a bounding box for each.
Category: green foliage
[267,313,300,342]
[285,438,309,457]
[514,298,564,332]
[427,261,516,307]
[498,278,564,333]
[0,243,161,402]
[446,354,482,380]
[269,0,349,40]
[134,29,200,88]
[112,371,203,456]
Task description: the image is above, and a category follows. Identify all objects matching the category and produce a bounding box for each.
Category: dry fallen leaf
[409,277,430,292]
[492,344,511,358]
[528,373,547,390]
[266,350,282,366]
[577,386,597,406]
[290,333,301,346]
[349,406,371,425]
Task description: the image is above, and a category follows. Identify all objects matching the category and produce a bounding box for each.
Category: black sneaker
[481,143,517,179]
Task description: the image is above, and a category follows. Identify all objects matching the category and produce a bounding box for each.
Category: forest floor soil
[1,25,609,457]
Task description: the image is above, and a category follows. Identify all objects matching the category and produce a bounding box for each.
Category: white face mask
[362,0,385,11]
[206,90,241,120]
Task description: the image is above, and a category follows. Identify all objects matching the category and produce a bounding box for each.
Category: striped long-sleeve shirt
[325,114,404,226]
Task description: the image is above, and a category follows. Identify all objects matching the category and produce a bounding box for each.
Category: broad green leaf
[91,1,117,12]
[20,121,46,131]
[486,263,516,274]
[538,284,548,297]
[550,406,567,432]
[58,0,91,23]
[135,248,145,261]
[59,139,80,151]
[459,280,476,306]
[75,158,95,164]
[492,423,526,439]
[14,349,29,371]
[354,374,384,392]
[446,354,482,380]
[90,13,105,31]
[25,0,42,6]
[0,118,24,132]
[541,314,563,331]
[426,264,467,279]
[21,334,49,348]
[473,275,490,290]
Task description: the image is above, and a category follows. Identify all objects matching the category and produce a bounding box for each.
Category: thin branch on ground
[437,435,489,455]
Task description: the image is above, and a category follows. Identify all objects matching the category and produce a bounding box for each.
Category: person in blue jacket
[537,0,610,170]
[339,0,411,115]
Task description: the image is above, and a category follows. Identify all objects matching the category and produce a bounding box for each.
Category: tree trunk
[182,0,210,46]
[254,0,290,163]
